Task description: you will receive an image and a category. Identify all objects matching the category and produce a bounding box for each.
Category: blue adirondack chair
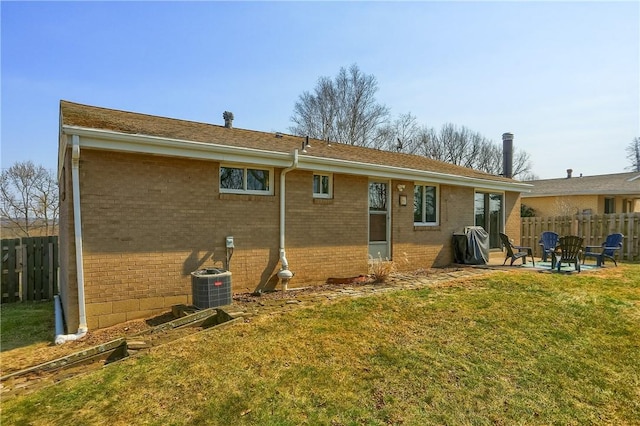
[538,231,559,262]
[583,233,624,267]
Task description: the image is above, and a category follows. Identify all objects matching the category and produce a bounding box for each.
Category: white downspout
[55,134,88,344]
[277,149,299,290]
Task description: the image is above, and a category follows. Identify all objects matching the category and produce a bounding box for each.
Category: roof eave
[523,191,640,197]
[61,125,531,192]
[298,154,531,192]
[61,125,292,167]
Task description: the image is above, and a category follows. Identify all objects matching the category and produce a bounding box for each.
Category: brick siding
[391,182,473,269]
[59,148,522,330]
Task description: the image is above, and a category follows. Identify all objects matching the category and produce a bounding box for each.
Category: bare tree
[420,124,479,167]
[474,141,502,175]
[626,137,640,172]
[290,64,390,147]
[290,66,535,178]
[376,112,422,153]
[439,123,467,165]
[414,123,533,179]
[554,197,580,216]
[519,171,540,181]
[512,149,535,180]
[1,161,59,237]
[416,126,444,160]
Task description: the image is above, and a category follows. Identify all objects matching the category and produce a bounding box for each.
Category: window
[220,166,272,194]
[414,184,438,225]
[313,173,332,198]
[604,198,615,214]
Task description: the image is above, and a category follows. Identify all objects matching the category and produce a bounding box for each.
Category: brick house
[521,169,640,216]
[57,100,530,332]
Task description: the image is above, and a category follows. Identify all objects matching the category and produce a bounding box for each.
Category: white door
[368,181,390,259]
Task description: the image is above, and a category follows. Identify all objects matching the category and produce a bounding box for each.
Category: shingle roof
[522,172,640,197]
[60,100,517,185]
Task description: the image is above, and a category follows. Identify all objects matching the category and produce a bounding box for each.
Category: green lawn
[2,265,639,425]
[1,300,54,352]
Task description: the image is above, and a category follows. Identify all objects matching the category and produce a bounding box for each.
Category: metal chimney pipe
[223,111,234,128]
[502,132,514,178]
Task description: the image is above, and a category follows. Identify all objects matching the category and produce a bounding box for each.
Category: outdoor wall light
[397,184,405,192]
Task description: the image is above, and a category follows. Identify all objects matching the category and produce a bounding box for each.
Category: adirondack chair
[583,233,624,267]
[538,231,559,262]
[499,233,534,266]
[551,235,583,272]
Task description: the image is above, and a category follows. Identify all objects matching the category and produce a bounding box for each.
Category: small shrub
[368,253,408,283]
[521,203,536,217]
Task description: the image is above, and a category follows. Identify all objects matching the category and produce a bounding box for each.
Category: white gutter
[277,149,299,290]
[61,125,291,168]
[55,134,88,344]
[298,154,533,193]
[60,125,531,193]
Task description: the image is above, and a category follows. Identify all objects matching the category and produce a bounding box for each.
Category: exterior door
[369,181,390,259]
[475,192,504,249]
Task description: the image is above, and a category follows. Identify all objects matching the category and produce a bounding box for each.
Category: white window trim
[313,172,333,199]
[220,164,274,195]
[413,183,440,226]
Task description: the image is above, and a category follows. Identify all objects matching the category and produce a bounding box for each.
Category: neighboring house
[57,100,530,332]
[522,169,640,217]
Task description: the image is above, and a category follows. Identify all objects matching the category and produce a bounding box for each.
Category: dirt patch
[1,267,466,375]
[1,318,151,376]
[232,276,378,303]
[233,267,465,303]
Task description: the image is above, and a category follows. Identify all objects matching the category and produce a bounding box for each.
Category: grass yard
[1,300,54,352]
[2,265,639,425]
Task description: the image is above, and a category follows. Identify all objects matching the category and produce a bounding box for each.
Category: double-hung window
[313,173,332,198]
[220,165,273,194]
[604,197,615,214]
[414,184,438,225]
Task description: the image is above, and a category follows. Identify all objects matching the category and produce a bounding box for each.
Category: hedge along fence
[521,213,639,261]
[1,236,59,303]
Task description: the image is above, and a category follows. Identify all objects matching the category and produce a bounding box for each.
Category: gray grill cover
[452,226,489,265]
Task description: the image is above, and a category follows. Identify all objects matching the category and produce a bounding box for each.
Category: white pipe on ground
[54,295,86,345]
[277,149,299,289]
[56,134,88,345]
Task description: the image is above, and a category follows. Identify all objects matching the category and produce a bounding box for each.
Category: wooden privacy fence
[1,236,59,303]
[521,213,639,261]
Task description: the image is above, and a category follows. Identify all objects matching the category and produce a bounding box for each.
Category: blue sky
[2,1,638,179]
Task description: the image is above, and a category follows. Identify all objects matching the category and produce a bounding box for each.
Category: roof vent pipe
[223,111,234,128]
[502,132,514,179]
[567,169,573,178]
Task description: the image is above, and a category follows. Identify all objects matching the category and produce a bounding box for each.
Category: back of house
[57,100,529,331]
